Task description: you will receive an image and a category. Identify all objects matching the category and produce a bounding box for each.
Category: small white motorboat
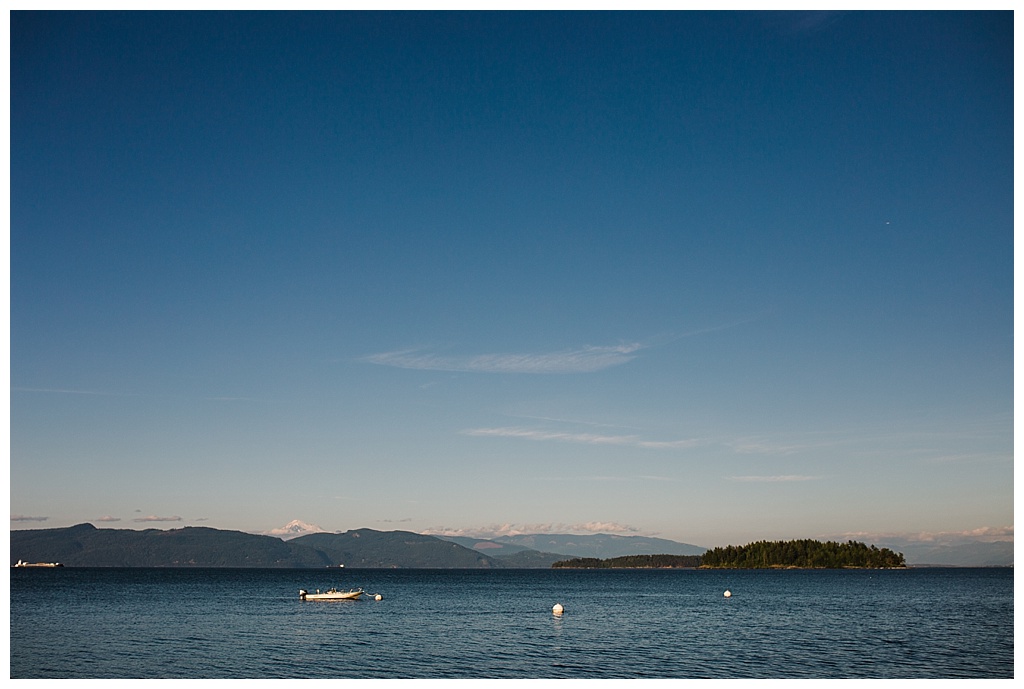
[299,587,363,601]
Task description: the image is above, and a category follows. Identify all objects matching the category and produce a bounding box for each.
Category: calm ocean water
[9,567,1013,678]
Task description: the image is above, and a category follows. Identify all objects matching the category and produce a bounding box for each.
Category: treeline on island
[552,540,906,569]
[552,554,703,569]
[701,539,905,568]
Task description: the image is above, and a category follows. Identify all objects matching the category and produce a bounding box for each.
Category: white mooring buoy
[375,594,383,601]
[724,590,732,598]
[552,603,564,615]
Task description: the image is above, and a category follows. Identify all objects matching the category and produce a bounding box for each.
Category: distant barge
[12,560,64,568]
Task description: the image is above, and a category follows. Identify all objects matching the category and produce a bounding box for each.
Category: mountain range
[872,538,1014,567]
[9,523,1012,568]
[10,524,497,568]
[11,523,708,568]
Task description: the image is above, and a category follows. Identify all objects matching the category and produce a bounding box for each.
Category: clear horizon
[8,11,1013,552]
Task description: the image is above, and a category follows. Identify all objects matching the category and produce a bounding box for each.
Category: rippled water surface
[10,567,1013,678]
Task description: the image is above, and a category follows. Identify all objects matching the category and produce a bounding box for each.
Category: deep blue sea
[9,567,1013,678]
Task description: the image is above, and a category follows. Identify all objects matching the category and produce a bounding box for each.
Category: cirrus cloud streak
[462,426,704,450]
[362,343,645,374]
[727,475,821,482]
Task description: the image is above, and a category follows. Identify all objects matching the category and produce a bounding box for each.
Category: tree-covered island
[701,539,905,568]
[552,540,906,569]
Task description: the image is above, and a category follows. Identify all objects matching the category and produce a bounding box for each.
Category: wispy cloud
[833,526,1013,545]
[12,388,264,403]
[362,319,766,375]
[572,521,641,535]
[507,414,645,431]
[362,343,645,374]
[727,433,846,456]
[132,515,183,523]
[11,514,48,522]
[727,421,1011,460]
[468,420,1010,470]
[462,426,704,450]
[94,515,121,522]
[922,452,1012,465]
[672,311,769,339]
[545,474,675,483]
[727,475,821,482]
[203,396,261,402]
[11,387,139,397]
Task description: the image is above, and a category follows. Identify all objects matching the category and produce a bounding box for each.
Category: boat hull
[299,588,363,601]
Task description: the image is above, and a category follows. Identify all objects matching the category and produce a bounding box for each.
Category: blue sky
[8,11,1013,549]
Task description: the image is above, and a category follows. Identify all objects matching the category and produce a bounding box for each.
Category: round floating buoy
[724,590,732,598]
[375,594,383,601]
[552,603,564,615]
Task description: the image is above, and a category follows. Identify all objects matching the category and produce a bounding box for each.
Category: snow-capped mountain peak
[268,520,326,540]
